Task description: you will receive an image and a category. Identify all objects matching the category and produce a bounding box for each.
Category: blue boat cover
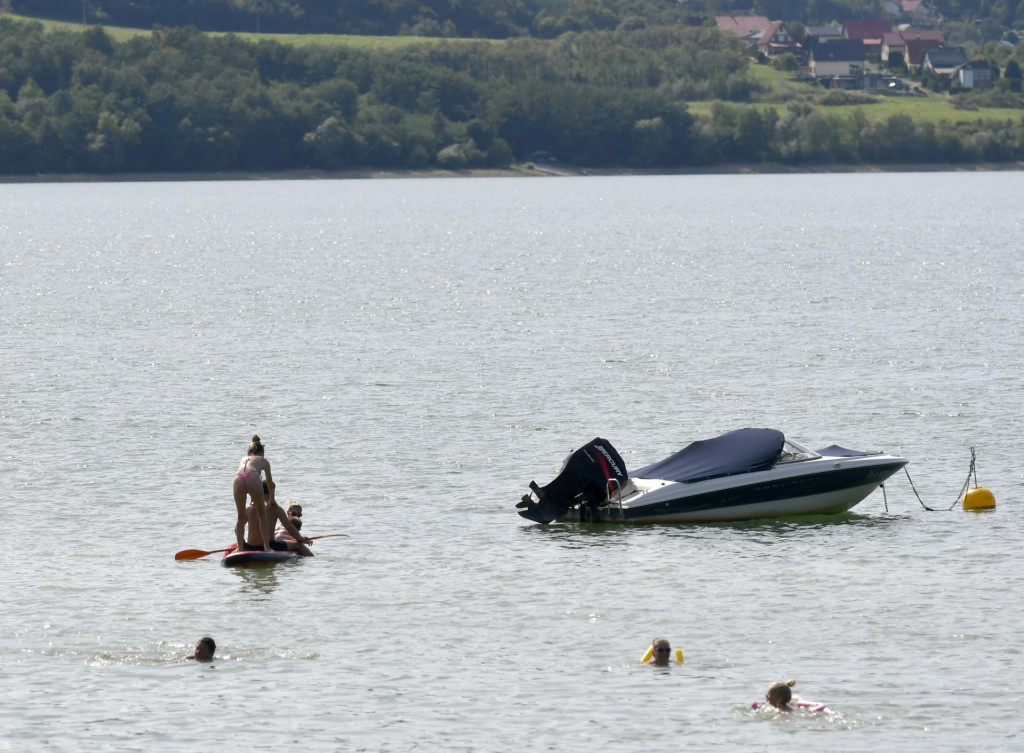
[631,428,785,483]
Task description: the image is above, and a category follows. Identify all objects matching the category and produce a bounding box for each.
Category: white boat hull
[559,454,907,524]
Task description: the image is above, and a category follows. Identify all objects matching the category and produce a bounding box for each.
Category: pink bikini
[236,457,258,483]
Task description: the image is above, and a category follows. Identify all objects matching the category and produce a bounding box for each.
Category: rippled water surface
[2,172,1022,752]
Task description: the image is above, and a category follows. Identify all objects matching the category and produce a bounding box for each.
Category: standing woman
[233,435,274,552]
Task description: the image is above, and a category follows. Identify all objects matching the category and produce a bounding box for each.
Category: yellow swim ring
[641,645,683,663]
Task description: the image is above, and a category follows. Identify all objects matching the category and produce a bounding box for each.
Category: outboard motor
[517,438,628,524]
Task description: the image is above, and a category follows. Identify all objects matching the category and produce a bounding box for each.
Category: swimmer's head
[766,679,796,709]
[194,637,216,662]
[651,637,672,665]
[248,435,264,455]
[286,502,302,518]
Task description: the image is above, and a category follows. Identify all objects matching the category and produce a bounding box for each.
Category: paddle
[174,547,231,561]
[174,533,349,561]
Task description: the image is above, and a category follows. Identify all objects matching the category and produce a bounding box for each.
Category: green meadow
[4,12,493,49]
[687,98,1023,124]
[742,64,1022,124]
[816,98,1023,124]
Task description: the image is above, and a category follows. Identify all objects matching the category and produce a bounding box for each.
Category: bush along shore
[2,17,1024,177]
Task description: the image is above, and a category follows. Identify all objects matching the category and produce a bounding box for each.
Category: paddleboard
[221,550,297,567]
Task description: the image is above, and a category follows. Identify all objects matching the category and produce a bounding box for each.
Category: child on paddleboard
[243,486,314,556]
[274,501,303,541]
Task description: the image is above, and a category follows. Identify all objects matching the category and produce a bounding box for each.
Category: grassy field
[816,98,1023,123]
[3,12,493,48]
[709,63,1024,124]
[688,97,1023,124]
[747,63,817,101]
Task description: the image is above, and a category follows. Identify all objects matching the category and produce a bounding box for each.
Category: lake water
[1,172,1022,752]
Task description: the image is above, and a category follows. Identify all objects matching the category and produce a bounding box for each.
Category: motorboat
[516,428,908,524]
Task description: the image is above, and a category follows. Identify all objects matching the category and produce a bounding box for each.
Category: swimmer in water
[647,637,673,666]
[752,679,826,712]
[185,637,216,662]
[765,679,796,711]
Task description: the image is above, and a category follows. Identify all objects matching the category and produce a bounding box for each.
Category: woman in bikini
[233,434,274,552]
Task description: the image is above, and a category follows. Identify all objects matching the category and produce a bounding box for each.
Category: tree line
[9,0,705,38]
[1,17,1023,175]
[14,0,1024,39]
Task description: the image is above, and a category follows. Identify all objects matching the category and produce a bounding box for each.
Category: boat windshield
[777,438,821,463]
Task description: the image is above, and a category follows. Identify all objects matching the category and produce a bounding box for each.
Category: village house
[756,21,803,58]
[805,24,843,42]
[881,28,944,65]
[881,32,907,63]
[906,38,944,66]
[715,15,772,43]
[884,0,941,22]
[921,46,968,75]
[842,19,893,55]
[810,39,867,77]
[715,15,802,58]
[953,60,994,88]
[899,27,944,44]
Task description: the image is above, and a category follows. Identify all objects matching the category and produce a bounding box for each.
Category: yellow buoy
[963,487,996,510]
[675,648,684,663]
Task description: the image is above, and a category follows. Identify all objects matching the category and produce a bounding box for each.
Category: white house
[810,39,867,77]
[954,61,993,88]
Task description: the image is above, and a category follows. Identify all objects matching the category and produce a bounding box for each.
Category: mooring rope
[894,446,977,512]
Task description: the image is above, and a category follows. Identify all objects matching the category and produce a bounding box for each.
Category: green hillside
[4,12,487,48]
[1,14,1022,175]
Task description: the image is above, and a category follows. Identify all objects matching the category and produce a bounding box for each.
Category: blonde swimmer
[642,637,683,666]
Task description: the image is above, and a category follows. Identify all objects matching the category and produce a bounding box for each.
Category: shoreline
[2,161,1023,183]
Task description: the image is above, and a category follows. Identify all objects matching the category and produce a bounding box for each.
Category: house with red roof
[842,19,892,54]
[715,15,802,58]
[901,28,944,44]
[881,28,944,65]
[881,32,906,63]
[905,37,945,66]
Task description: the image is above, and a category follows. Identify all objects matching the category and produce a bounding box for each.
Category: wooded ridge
[1,16,1022,175]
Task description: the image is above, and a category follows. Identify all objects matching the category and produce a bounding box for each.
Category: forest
[1,16,1023,175]
[9,0,1024,39]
